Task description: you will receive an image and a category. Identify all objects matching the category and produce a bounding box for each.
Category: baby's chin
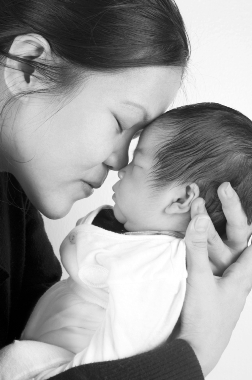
[112,206,144,232]
[112,204,127,224]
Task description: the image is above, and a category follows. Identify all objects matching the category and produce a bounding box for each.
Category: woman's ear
[4,34,52,97]
[165,183,200,215]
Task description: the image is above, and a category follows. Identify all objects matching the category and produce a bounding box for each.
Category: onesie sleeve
[47,339,204,380]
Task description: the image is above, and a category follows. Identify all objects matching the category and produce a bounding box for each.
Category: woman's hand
[179,196,252,376]
[191,182,252,275]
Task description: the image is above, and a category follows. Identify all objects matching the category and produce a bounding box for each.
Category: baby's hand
[190,182,252,276]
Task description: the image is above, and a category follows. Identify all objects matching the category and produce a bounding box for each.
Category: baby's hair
[150,103,252,235]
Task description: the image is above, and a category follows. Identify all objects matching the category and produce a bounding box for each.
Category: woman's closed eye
[115,117,124,133]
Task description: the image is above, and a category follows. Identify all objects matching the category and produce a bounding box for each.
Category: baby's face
[112,126,172,232]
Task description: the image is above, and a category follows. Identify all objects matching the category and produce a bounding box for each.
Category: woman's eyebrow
[122,101,150,122]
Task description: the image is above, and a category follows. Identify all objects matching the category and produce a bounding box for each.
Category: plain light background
[43,1,252,378]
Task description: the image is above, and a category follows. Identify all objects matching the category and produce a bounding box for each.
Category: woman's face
[1,66,181,218]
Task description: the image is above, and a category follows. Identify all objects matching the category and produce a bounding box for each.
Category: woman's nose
[104,144,129,171]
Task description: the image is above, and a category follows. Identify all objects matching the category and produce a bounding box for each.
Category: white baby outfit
[1,206,187,380]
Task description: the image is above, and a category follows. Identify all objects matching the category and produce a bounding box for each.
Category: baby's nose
[118,168,126,179]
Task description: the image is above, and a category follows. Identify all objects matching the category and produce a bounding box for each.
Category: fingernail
[195,216,209,231]
[224,183,233,198]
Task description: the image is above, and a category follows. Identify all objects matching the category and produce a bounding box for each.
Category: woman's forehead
[78,66,182,117]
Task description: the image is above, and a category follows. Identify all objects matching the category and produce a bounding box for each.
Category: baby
[2,102,252,380]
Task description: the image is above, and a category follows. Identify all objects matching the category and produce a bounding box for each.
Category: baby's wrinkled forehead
[134,126,156,152]
[137,120,171,152]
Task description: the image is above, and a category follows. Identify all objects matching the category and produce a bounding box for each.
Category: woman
[0,1,251,379]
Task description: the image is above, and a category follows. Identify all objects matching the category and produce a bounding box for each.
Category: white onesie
[18,205,187,378]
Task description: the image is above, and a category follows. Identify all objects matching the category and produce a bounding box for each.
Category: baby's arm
[19,237,187,379]
[0,340,74,380]
[54,238,187,367]
[81,242,186,363]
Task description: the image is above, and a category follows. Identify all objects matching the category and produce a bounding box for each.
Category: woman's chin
[28,183,96,219]
[38,202,73,219]
[30,193,75,220]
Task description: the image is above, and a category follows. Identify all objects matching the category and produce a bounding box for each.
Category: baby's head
[112,102,252,234]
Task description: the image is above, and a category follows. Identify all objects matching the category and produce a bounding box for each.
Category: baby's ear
[165,183,200,215]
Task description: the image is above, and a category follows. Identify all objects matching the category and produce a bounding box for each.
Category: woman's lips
[81,180,103,190]
[81,181,94,197]
[82,167,109,190]
[86,182,101,189]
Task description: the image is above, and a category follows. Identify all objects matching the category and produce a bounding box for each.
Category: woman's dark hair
[0,0,190,94]
[150,103,252,235]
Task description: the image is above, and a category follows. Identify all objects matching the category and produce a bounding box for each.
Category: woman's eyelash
[115,118,123,133]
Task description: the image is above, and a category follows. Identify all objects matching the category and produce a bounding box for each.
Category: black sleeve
[48,339,204,380]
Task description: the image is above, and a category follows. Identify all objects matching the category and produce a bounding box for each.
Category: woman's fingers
[185,213,211,275]
[181,215,252,376]
[190,197,207,219]
[191,198,224,258]
[223,245,252,296]
[190,197,236,275]
[217,182,246,228]
[183,215,219,376]
[218,182,251,252]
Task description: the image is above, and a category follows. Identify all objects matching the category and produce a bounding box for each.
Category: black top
[0,173,62,346]
[93,207,128,233]
[0,173,204,380]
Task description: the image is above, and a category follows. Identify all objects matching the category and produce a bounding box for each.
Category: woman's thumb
[185,215,212,275]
